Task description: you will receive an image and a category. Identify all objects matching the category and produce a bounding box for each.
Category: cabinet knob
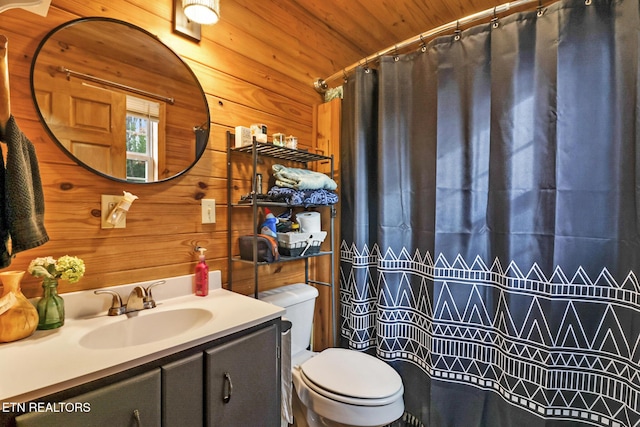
[223,372,233,403]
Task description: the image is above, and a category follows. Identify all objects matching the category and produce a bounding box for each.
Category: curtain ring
[342,69,348,83]
[393,45,400,62]
[363,57,370,73]
[491,7,499,28]
[454,20,461,41]
[536,0,546,16]
[585,0,592,4]
[419,34,427,52]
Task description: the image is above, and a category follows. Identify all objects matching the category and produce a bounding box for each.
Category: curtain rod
[58,66,175,105]
[313,0,542,93]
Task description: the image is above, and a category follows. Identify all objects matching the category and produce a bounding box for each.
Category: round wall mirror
[30,17,210,183]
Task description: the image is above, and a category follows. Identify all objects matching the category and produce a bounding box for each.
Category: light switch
[201,199,215,224]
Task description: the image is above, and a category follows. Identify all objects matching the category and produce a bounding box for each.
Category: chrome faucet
[125,286,149,312]
[94,280,165,316]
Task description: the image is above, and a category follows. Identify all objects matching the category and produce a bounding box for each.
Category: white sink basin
[79,308,214,349]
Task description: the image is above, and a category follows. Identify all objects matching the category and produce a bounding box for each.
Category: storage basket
[277,231,327,257]
[238,234,279,262]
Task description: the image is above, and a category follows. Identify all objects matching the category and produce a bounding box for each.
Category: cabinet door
[163,353,204,427]
[15,369,161,427]
[205,324,280,427]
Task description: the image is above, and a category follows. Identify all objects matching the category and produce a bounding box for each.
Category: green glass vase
[36,277,65,330]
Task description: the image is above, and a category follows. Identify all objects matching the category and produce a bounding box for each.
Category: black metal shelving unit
[226,132,337,343]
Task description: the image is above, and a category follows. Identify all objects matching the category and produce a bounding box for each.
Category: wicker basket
[277,231,327,257]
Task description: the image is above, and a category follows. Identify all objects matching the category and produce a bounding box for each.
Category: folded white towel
[272,164,337,191]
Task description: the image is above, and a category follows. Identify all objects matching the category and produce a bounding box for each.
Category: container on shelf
[277,231,327,257]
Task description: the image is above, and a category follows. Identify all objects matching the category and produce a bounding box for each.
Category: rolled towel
[272,164,337,191]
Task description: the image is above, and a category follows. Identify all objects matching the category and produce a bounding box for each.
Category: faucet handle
[145,280,165,296]
[94,290,125,316]
[144,280,165,308]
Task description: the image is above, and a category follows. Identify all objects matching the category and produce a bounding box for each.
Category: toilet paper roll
[296,212,321,233]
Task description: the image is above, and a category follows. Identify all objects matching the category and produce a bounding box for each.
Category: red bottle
[195,247,209,296]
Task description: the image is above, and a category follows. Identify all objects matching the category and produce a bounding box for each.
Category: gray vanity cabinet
[6,319,281,427]
[205,323,280,427]
[15,369,161,427]
[162,353,204,427]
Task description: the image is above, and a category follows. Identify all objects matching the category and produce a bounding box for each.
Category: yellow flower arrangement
[27,255,86,283]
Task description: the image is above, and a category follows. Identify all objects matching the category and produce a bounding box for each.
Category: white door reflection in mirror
[34,75,127,179]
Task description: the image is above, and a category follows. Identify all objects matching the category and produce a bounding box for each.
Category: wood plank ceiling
[294,0,509,58]
[242,0,550,90]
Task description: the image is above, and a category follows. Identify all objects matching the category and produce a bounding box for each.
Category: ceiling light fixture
[182,0,220,25]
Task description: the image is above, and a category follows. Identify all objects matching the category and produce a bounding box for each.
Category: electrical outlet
[101,195,125,229]
[201,199,216,224]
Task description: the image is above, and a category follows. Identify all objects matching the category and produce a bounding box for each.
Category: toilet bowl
[259,284,404,427]
[293,348,404,427]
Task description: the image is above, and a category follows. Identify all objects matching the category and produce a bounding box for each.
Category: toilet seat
[299,348,403,406]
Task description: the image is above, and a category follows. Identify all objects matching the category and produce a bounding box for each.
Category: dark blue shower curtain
[339,0,640,426]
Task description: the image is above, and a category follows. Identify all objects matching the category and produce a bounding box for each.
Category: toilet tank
[259,283,318,356]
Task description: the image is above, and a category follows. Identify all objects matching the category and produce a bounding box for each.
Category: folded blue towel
[267,186,338,207]
[272,164,337,191]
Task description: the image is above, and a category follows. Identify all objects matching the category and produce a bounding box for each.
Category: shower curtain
[339,0,640,426]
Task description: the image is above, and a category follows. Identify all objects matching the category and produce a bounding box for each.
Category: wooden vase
[0,270,38,343]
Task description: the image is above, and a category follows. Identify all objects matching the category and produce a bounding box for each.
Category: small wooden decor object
[0,34,9,133]
[0,271,39,343]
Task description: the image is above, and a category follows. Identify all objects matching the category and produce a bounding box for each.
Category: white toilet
[259,283,404,427]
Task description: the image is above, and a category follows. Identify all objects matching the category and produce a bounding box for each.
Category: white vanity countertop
[0,271,284,403]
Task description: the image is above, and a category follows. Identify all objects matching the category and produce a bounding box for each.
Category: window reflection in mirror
[126,96,162,183]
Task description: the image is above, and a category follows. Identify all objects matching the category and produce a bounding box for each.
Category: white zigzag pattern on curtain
[340,241,640,427]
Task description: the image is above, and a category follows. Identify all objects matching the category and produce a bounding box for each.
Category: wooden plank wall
[0,0,354,347]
